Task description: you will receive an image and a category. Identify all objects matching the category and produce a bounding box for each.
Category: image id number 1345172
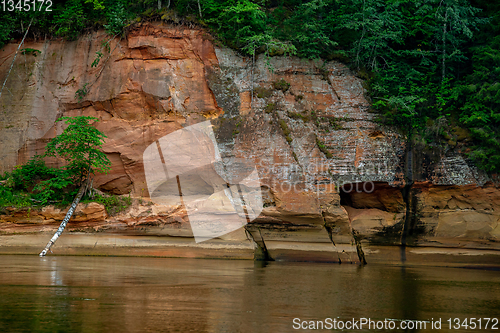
[1,0,52,11]
[447,318,498,330]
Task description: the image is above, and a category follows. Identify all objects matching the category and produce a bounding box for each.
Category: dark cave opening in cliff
[339,182,376,208]
[338,182,404,211]
[339,183,353,207]
[338,181,408,244]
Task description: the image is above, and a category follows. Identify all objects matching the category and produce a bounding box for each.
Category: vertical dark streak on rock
[401,143,414,247]
[340,200,368,265]
[352,229,367,265]
[245,226,273,261]
[323,212,342,263]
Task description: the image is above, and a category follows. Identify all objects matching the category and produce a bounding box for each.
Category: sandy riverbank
[1,233,500,269]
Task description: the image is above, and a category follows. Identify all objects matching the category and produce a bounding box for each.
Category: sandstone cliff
[0,23,498,259]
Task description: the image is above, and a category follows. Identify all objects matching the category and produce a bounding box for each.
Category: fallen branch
[0,18,33,100]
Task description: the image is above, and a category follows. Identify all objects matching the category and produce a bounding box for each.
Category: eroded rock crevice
[339,182,406,246]
[245,226,274,261]
[323,216,344,263]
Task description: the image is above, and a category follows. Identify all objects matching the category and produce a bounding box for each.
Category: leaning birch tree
[39,116,110,256]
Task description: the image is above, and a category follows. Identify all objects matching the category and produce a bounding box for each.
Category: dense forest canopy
[1,0,499,173]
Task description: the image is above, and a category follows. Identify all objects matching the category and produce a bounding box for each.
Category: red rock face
[0,23,498,251]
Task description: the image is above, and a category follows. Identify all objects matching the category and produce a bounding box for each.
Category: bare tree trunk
[442,11,447,83]
[0,18,32,100]
[355,0,367,70]
[251,47,255,111]
[39,180,88,257]
[158,0,161,9]
[197,0,202,18]
[167,0,170,8]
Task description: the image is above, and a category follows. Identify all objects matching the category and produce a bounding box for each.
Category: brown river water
[0,255,498,332]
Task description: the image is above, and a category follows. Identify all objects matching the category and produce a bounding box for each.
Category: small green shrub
[21,48,41,56]
[254,87,273,98]
[0,186,31,209]
[91,51,103,68]
[91,193,132,216]
[265,103,276,113]
[75,83,89,102]
[289,110,318,122]
[288,111,309,122]
[10,157,56,191]
[316,136,333,158]
[273,78,291,92]
[233,119,242,136]
[327,117,344,130]
[0,158,76,207]
[279,119,293,143]
[318,68,330,81]
[453,127,470,141]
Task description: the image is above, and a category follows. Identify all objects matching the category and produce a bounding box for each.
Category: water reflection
[0,255,498,332]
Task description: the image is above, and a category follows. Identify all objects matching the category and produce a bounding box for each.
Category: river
[0,255,498,332]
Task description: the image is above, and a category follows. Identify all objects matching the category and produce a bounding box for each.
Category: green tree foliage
[353,0,484,129]
[104,1,128,35]
[333,0,404,70]
[53,0,88,39]
[0,117,110,207]
[0,12,16,47]
[457,0,500,171]
[44,116,111,185]
[206,0,268,51]
[276,0,336,58]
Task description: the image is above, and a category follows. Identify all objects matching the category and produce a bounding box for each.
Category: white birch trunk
[197,0,202,18]
[442,11,447,82]
[39,181,88,257]
[0,19,32,100]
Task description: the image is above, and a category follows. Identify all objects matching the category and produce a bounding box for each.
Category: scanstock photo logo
[143,121,263,242]
[142,121,377,241]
